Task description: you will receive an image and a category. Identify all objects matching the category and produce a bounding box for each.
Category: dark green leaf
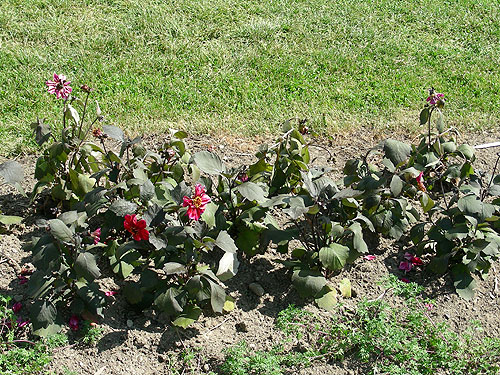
[103,125,125,142]
[26,272,56,299]
[419,107,429,125]
[384,139,411,166]
[236,182,267,203]
[155,288,183,315]
[292,269,327,298]
[214,231,238,253]
[319,243,350,271]
[49,219,74,243]
[123,282,143,304]
[235,228,260,256]
[208,279,226,313]
[30,300,61,337]
[193,151,225,175]
[428,255,450,275]
[451,264,477,300]
[410,223,426,245]
[32,118,52,146]
[74,252,101,281]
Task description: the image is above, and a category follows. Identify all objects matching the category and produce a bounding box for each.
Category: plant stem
[427,107,435,151]
[78,91,91,139]
[482,152,500,201]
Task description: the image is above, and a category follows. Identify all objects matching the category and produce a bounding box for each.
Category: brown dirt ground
[1,127,500,375]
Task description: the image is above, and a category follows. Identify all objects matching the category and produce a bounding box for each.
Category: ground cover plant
[1,0,500,154]
[270,276,500,375]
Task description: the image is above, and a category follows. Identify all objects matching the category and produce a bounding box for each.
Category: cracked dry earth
[1,128,500,375]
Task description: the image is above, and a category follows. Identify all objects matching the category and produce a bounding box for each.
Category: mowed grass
[0,0,499,154]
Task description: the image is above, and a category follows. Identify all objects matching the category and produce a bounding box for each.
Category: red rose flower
[124,214,149,241]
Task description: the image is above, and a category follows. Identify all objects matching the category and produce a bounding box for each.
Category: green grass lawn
[0,0,499,154]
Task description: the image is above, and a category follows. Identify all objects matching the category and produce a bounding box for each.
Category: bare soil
[1,127,500,375]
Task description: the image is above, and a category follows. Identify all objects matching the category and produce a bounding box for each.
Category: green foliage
[0,294,67,375]
[163,348,216,375]
[80,321,104,347]
[219,341,308,375]
[276,285,500,375]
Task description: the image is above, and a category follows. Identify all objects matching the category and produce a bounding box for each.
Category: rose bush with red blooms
[124,214,149,241]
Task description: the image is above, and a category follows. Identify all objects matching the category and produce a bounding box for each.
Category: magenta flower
[16,318,29,329]
[399,260,413,272]
[416,171,426,192]
[69,315,79,331]
[363,255,376,261]
[20,266,33,276]
[424,302,433,311]
[104,290,118,297]
[404,252,423,266]
[46,74,73,100]
[400,277,410,283]
[12,302,22,314]
[183,184,211,221]
[90,228,101,245]
[238,172,249,182]
[18,275,28,285]
[426,92,445,106]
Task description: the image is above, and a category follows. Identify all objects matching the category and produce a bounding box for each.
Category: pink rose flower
[183,184,211,221]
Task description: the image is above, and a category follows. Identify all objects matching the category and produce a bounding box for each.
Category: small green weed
[219,341,308,375]
[80,321,104,347]
[276,280,500,375]
[0,294,68,375]
[164,347,216,375]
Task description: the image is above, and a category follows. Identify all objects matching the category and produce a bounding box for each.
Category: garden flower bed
[1,79,500,374]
